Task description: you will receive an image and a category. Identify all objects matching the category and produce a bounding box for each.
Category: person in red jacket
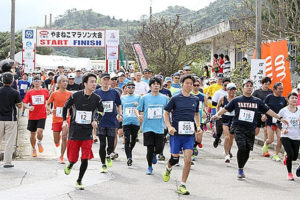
[23,75,49,157]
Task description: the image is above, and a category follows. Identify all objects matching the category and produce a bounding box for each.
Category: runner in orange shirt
[47,75,72,164]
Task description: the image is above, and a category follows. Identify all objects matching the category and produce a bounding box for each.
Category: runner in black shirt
[252,77,272,155]
[262,82,287,162]
[63,72,103,190]
[67,73,80,92]
[212,79,288,179]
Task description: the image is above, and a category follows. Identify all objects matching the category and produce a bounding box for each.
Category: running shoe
[59,156,65,164]
[192,155,196,161]
[288,173,294,181]
[75,181,84,190]
[198,143,203,148]
[101,165,108,173]
[146,166,153,175]
[64,163,72,175]
[32,149,37,157]
[283,154,287,166]
[37,142,44,153]
[296,166,300,177]
[106,157,112,167]
[162,168,171,182]
[3,164,14,168]
[262,151,270,157]
[273,155,281,162]
[225,155,230,163]
[152,154,157,164]
[158,154,165,161]
[237,169,245,179]
[178,185,190,195]
[213,138,219,148]
[127,158,132,166]
[193,147,198,156]
[262,143,268,154]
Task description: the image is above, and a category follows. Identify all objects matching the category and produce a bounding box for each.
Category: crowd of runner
[1,59,300,195]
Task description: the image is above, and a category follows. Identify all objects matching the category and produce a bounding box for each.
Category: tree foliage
[127,17,209,75]
[0,32,22,60]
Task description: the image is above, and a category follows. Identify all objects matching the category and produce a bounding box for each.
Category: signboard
[22,29,36,73]
[36,29,105,47]
[105,30,119,72]
[132,43,148,71]
[250,59,266,90]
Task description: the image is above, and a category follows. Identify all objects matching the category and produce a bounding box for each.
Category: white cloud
[0,0,216,32]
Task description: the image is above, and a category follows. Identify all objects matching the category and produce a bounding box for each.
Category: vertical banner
[106,30,119,73]
[22,29,36,73]
[250,59,266,90]
[132,43,148,71]
[269,40,292,96]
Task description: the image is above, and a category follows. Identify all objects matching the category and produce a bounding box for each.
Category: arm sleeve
[63,95,74,121]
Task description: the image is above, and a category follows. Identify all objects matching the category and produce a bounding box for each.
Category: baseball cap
[143,68,151,73]
[127,82,135,86]
[2,72,14,84]
[217,73,224,79]
[130,73,135,78]
[101,73,110,79]
[68,73,75,79]
[226,83,237,90]
[110,73,118,79]
[118,72,125,77]
[209,77,217,82]
[165,77,172,82]
[242,79,254,86]
[58,66,64,69]
[155,74,163,80]
[173,73,180,77]
[33,75,41,81]
[183,65,191,70]
[178,70,183,74]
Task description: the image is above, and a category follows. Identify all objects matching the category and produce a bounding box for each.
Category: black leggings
[99,135,115,164]
[146,145,164,167]
[216,119,223,139]
[281,137,300,173]
[123,125,140,159]
[237,149,250,169]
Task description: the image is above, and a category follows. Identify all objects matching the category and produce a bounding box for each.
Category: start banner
[36,29,105,47]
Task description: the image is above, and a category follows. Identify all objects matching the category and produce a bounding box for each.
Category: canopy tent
[15,52,92,70]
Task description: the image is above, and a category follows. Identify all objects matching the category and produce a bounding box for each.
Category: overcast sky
[0,0,216,32]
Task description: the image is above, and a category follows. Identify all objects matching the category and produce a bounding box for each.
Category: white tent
[15,52,92,70]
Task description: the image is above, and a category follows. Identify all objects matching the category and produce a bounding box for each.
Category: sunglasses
[174,77,180,79]
[111,78,118,81]
[127,86,135,89]
[193,84,200,87]
[69,78,74,80]
[184,69,191,71]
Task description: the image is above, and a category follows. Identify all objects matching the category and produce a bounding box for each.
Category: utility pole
[10,0,16,60]
[255,0,262,59]
[126,19,129,69]
[150,0,152,23]
[50,13,52,28]
[45,15,47,28]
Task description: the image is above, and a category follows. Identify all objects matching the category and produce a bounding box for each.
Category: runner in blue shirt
[94,73,122,173]
[136,77,168,175]
[121,82,141,166]
[18,73,31,116]
[162,74,202,195]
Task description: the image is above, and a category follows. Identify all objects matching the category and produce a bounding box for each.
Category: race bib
[178,121,195,135]
[238,109,254,123]
[56,107,63,118]
[20,84,28,90]
[198,101,203,111]
[125,107,136,117]
[272,117,278,124]
[32,95,45,105]
[75,110,92,124]
[103,101,113,113]
[147,107,162,119]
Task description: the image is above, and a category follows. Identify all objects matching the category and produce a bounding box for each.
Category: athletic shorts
[52,121,70,132]
[97,127,116,137]
[211,108,217,115]
[232,126,255,151]
[169,135,195,154]
[67,139,94,163]
[222,118,234,134]
[118,122,123,129]
[143,131,164,147]
[266,123,282,131]
[27,119,46,132]
[256,114,266,128]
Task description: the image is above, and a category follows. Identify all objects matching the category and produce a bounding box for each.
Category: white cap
[110,73,118,79]
[130,73,135,78]
[209,77,217,82]
[68,73,75,79]
[226,83,237,90]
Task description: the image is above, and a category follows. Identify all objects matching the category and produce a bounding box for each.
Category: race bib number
[125,107,136,117]
[103,101,113,113]
[238,109,254,123]
[272,117,278,124]
[178,121,195,135]
[32,95,45,105]
[20,84,28,90]
[75,111,92,124]
[56,107,63,118]
[147,107,162,119]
